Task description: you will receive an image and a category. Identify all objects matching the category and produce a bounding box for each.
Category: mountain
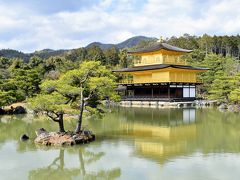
[86,36,157,50]
[0,49,30,62]
[32,49,68,59]
[0,36,157,61]
[116,36,156,49]
[86,42,115,50]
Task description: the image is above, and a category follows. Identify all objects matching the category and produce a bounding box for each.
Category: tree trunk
[75,99,84,133]
[205,43,208,56]
[58,113,65,132]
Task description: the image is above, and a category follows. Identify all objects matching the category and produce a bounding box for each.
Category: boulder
[177,103,184,108]
[236,105,240,112]
[36,128,48,136]
[0,108,5,115]
[218,103,228,109]
[228,104,240,112]
[12,106,26,114]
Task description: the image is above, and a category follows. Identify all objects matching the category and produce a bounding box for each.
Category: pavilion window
[189,87,196,97]
[183,86,190,98]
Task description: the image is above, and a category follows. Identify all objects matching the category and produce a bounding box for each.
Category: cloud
[0,0,239,52]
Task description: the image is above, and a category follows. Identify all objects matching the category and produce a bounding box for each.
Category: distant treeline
[167,34,240,58]
[0,49,67,62]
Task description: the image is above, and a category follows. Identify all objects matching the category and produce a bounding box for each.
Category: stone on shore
[228,104,240,112]
[34,128,95,146]
[218,103,228,109]
[13,106,27,114]
[0,105,27,115]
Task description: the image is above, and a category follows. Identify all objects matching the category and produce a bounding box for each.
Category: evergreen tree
[104,46,119,66]
[119,49,130,68]
[86,45,106,63]
[29,61,118,133]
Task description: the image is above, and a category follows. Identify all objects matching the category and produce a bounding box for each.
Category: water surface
[0,107,240,180]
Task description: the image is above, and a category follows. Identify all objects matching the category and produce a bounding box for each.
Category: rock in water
[218,103,228,109]
[20,134,29,141]
[13,106,27,114]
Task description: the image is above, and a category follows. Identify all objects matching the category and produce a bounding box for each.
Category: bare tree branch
[46,111,59,122]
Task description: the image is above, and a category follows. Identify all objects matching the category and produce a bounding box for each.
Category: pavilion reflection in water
[118,108,197,164]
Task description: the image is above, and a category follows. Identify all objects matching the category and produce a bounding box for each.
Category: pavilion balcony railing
[121,96,196,102]
[119,79,203,84]
[119,79,133,84]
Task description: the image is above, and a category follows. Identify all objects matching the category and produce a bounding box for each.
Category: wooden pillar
[175,86,177,99]
[168,84,170,101]
[195,85,196,99]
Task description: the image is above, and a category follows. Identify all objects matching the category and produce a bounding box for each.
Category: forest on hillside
[0,34,240,107]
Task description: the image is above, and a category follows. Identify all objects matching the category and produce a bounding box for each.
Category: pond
[0,107,240,180]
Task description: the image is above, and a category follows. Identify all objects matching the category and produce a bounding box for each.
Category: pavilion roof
[113,64,209,73]
[128,43,192,54]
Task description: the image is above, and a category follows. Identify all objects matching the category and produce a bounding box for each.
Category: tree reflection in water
[28,148,121,180]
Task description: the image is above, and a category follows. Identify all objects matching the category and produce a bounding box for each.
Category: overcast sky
[0,0,239,52]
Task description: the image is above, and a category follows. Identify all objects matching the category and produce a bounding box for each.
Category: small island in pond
[28,61,117,146]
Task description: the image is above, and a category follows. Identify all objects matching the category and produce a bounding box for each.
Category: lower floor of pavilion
[117,83,198,102]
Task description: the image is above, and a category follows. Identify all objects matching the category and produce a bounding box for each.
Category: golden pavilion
[114,41,208,101]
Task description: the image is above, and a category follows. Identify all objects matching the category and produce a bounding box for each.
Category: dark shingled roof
[128,43,193,54]
[113,64,209,72]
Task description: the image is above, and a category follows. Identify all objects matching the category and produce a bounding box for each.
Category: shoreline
[115,100,240,112]
[118,100,218,108]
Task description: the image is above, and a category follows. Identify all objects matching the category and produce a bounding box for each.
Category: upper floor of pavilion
[128,42,192,67]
